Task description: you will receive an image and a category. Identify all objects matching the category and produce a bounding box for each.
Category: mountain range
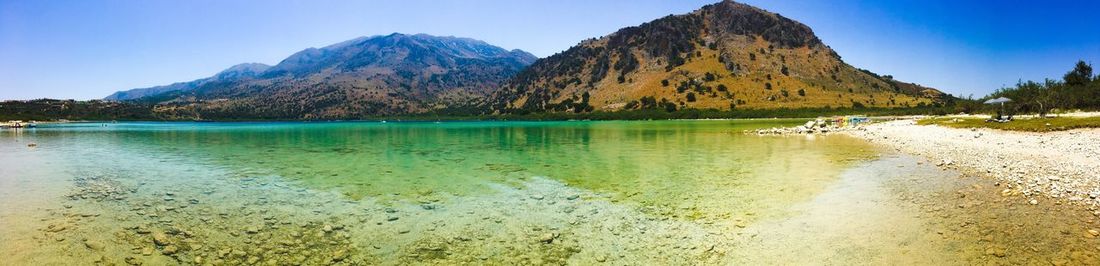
[106,0,944,119]
[112,34,536,119]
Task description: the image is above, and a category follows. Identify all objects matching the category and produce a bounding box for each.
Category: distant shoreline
[2,102,957,123]
[7,117,817,126]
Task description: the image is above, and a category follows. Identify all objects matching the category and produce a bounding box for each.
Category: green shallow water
[21,120,870,221]
[2,120,1098,265]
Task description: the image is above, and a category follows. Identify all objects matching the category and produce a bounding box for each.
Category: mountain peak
[701,0,822,48]
[488,0,938,114]
[214,63,271,79]
[112,33,535,118]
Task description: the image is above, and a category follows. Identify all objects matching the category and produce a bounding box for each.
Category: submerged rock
[152,230,170,246]
[162,245,178,255]
[539,233,557,244]
[84,239,105,251]
[984,247,1006,257]
[45,223,69,233]
[332,249,348,262]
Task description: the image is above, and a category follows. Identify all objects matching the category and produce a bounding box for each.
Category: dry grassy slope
[498,1,937,112]
[513,37,932,111]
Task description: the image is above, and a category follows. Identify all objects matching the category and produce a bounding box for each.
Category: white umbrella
[983,97,1012,104]
[984,97,1012,120]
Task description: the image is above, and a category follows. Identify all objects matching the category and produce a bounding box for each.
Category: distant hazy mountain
[488,0,945,114]
[116,33,536,119]
[105,63,271,101]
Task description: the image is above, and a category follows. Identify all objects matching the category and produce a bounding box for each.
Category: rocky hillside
[488,0,943,114]
[105,63,271,101]
[119,33,536,119]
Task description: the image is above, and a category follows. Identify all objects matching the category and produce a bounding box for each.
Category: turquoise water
[2,120,1096,265]
[14,120,870,220]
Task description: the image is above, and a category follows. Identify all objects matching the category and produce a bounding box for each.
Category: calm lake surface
[2,120,1097,265]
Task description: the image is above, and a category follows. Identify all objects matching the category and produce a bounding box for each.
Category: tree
[624,100,639,110]
[1064,60,1093,86]
[640,96,657,109]
[781,65,789,76]
[660,98,677,112]
[677,82,689,93]
[661,79,669,86]
[686,92,697,102]
[797,88,806,96]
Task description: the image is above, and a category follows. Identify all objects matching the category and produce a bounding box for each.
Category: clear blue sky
[1,0,1098,100]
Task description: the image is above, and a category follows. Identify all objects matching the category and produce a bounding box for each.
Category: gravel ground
[845,119,1100,208]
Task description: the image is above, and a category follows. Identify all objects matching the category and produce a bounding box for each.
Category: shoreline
[843,119,1100,210]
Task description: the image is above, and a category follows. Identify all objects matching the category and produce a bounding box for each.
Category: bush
[686,92,697,102]
[676,82,689,93]
[640,96,657,108]
[660,98,677,112]
[624,100,639,110]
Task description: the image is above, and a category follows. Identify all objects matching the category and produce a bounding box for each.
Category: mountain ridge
[105,63,271,101]
[113,33,537,119]
[487,0,943,114]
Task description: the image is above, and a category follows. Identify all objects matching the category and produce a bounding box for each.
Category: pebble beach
[845,119,1100,209]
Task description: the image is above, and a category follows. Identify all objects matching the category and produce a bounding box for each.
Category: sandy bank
[845,119,1100,209]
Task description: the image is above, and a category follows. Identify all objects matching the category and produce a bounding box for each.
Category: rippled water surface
[2,120,1097,265]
